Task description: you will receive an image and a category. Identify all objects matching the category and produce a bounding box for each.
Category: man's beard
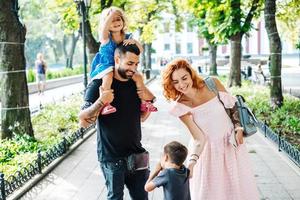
[117,67,135,79]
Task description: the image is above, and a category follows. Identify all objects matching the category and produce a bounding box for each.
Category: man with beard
[79,43,153,200]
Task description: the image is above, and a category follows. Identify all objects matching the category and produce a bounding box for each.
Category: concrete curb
[7,75,158,200]
[28,75,83,94]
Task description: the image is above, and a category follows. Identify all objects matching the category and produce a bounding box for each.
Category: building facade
[151,14,298,67]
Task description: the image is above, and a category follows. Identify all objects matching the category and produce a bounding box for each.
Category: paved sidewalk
[19,78,300,200]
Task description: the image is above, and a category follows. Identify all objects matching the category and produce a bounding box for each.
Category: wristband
[97,100,104,107]
[190,154,199,159]
[234,127,244,132]
[189,158,197,163]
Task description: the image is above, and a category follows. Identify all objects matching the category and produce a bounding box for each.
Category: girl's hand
[235,129,244,145]
[107,9,121,20]
[123,39,136,46]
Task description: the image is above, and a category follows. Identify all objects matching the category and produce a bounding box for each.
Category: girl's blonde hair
[99,6,127,35]
[36,53,44,60]
[162,58,205,101]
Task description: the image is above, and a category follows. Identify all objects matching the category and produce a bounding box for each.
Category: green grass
[0,94,83,177]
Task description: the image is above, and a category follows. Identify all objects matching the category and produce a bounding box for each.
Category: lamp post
[74,0,92,89]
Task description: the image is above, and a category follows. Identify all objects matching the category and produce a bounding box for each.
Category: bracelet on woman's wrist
[189,158,197,163]
[234,126,244,132]
[190,154,199,159]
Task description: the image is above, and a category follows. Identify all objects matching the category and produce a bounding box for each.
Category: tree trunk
[80,0,112,63]
[0,0,34,139]
[52,47,59,63]
[138,28,146,69]
[264,0,283,108]
[208,41,218,76]
[228,34,242,87]
[85,20,100,55]
[63,34,68,66]
[68,33,80,69]
[49,39,61,63]
[63,33,79,69]
[145,43,152,70]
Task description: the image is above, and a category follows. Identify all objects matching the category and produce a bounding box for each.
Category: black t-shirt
[83,78,145,162]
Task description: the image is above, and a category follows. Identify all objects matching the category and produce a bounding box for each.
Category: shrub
[27,66,84,83]
[229,82,300,150]
[27,69,36,82]
[0,94,83,176]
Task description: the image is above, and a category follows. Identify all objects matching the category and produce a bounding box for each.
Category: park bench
[252,71,270,85]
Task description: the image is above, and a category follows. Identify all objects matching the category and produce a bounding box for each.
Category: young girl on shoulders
[90,7,157,115]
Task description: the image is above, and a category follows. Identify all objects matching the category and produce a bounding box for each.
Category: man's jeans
[100,159,150,200]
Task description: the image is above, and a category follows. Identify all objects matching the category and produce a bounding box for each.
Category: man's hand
[132,72,144,85]
[79,87,114,128]
[123,39,136,46]
[132,72,146,99]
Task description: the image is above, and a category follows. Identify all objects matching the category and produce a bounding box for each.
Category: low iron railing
[257,120,300,168]
[0,125,95,200]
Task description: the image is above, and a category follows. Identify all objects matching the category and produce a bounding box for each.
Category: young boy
[144,141,191,200]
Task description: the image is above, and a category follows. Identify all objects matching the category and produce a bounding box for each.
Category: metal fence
[0,125,95,200]
[257,120,300,168]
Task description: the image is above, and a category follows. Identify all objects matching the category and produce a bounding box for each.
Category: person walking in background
[90,6,157,115]
[256,62,267,82]
[35,52,47,95]
[145,141,191,200]
[79,43,152,200]
[162,58,259,200]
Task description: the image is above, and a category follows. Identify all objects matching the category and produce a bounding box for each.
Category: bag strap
[204,76,217,94]
[204,77,225,108]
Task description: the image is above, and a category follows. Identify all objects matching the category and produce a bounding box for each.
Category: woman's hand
[188,162,196,178]
[235,129,244,145]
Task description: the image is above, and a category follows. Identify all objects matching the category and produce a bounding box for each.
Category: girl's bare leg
[100,71,116,115]
[132,72,157,112]
[102,71,113,91]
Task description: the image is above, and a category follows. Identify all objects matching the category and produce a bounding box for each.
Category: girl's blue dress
[90,33,132,80]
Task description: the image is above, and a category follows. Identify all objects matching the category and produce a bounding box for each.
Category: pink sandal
[140,101,158,112]
[101,104,117,115]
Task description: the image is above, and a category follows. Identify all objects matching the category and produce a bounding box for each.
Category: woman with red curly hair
[162,58,258,200]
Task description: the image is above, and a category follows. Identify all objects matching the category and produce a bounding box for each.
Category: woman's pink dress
[170,92,259,200]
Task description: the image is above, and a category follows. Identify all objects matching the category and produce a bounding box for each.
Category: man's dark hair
[164,141,188,166]
[115,42,140,57]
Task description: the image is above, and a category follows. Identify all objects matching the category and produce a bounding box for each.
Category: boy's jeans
[100,159,149,200]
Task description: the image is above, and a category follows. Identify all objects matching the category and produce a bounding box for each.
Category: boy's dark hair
[115,42,140,57]
[164,141,188,166]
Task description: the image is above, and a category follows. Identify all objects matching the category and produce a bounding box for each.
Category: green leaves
[185,0,262,43]
[126,0,168,44]
[277,0,300,46]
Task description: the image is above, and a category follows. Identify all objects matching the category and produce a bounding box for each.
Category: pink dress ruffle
[170,92,259,200]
